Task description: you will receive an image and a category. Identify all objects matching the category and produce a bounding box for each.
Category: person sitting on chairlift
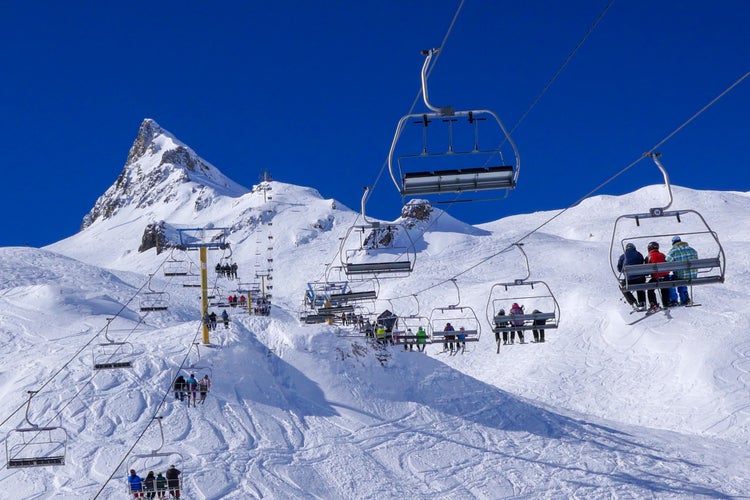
[443,323,455,352]
[531,309,546,343]
[143,471,156,499]
[495,309,509,345]
[128,469,144,498]
[509,303,525,343]
[645,241,671,311]
[457,327,467,352]
[666,236,698,306]
[198,374,211,404]
[165,465,181,499]
[617,242,647,310]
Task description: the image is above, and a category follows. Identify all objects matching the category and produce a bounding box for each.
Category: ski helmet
[647,241,659,251]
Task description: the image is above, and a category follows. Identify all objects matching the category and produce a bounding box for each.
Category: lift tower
[177,227,230,344]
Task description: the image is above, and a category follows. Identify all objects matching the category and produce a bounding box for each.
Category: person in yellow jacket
[375,325,387,345]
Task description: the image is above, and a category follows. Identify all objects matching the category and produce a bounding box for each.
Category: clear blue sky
[2,1,748,247]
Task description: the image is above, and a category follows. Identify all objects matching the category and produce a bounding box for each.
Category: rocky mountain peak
[81,119,248,229]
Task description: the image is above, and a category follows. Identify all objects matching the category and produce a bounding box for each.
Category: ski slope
[0,182,749,498]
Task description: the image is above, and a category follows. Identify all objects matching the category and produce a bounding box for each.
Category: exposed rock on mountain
[81,118,247,229]
[138,221,168,254]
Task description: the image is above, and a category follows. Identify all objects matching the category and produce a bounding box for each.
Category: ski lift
[163,249,189,277]
[140,275,169,312]
[388,48,520,202]
[486,243,560,348]
[182,343,213,403]
[428,279,481,348]
[324,270,379,305]
[6,391,68,468]
[93,318,135,370]
[341,187,416,279]
[128,417,184,498]
[305,281,349,309]
[180,261,201,287]
[391,313,432,347]
[610,153,725,308]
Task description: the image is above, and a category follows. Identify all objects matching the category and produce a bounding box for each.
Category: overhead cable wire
[387,68,750,301]
[507,0,616,139]
[0,257,170,430]
[322,0,466,283]
[1,254,176,470]
[96,244,228,497]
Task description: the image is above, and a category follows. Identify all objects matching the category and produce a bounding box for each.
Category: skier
[617,242,647,310]
[221,309,230,328]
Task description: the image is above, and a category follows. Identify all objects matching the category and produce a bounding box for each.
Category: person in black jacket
[143,471,156,499]
[166,465,181,498]
[531,309,546,343]
[617,242,647,310]
[173,376,186,402]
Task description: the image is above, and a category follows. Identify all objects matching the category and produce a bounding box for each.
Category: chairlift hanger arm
[420,48,455,117]
[647,152,673,215]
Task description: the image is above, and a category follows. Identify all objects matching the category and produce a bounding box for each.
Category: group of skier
[215,261,239,279]
[173,373,212,407]
[494,303,547,346]
[617,235,699,312]
[127,465,181,499]
[202,310,230,330]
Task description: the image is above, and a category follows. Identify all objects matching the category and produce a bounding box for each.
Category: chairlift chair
[390,314,432,347]
[610,154,725,308]
[139,275,169,312]
[486,243,560,343]
[388,48,520,202]
[163,249,189,277]
[181,261,201,287]
[327,276,379,305]
[182,344,214,400]
[428,279,481,346]
[93,318,135,370]
[6,391,68,468]
[305,281,349,309]
[128,417,184,498]
[340,188,416,280]
[487,281,560,335]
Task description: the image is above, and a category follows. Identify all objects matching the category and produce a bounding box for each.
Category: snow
[1,167,749,498]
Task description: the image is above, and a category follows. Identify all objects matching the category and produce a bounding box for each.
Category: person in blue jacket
[666,236,699,305]
[617,242,646,310]
[128,469,144,498]
[186,374,198,407]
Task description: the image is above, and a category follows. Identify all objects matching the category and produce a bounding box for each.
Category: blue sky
[2,1,748,248]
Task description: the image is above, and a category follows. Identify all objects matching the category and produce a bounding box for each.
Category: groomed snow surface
[1,182,749,499]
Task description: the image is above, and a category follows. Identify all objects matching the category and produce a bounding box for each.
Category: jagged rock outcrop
[81,118,244,230]
[138,221,168,254]
[401,200,433,227]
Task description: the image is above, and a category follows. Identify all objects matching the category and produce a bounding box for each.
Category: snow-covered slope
[2,122,749,498]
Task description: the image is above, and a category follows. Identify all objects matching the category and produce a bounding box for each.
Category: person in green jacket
[416,326,427,352]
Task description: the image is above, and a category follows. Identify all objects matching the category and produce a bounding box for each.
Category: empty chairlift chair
[6,391,68,468]
[388,48,520,202]
[341,187,416,279]
[92,318,135,370]
[140,274,170,312]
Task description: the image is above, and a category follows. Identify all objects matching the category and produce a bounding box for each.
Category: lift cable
[507,0,616,140]
[320,0,466,281]
[386,69,750,301]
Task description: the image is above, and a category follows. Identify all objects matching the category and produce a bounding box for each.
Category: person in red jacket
[645,241,671,311]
